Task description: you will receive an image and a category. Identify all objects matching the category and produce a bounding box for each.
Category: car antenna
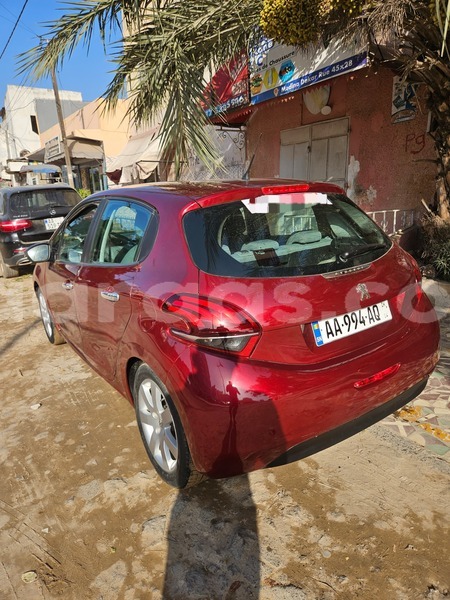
[242,133,262,181]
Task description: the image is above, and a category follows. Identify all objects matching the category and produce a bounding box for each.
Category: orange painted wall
[247,67,435,213]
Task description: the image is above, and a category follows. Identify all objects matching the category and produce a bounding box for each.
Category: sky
[0,0,119,106]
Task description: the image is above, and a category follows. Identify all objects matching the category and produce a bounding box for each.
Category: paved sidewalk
[381,279,450,461]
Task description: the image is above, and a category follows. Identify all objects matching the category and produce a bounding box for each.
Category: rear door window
[88,199,155,265]
[183,192,391,278]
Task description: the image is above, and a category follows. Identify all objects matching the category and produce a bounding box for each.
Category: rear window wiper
[339,243,388,262]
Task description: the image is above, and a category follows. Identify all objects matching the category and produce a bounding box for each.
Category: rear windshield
[183,192,391,278]
[9,188,80,219]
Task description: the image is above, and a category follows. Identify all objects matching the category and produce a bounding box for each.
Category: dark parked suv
[0,183,81,278]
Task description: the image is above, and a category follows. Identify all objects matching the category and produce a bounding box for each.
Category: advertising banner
[249,37,368,105]
[391,76,418,123]
[203,51,250,118]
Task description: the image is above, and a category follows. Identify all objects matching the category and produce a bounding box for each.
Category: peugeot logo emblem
[356,283,370,301]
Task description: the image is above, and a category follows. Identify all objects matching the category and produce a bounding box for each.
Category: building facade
[0,85,86,168]
[246,68,434,231]
[32,98,137,191]
[208,38,435,238]
[0,84,136,192]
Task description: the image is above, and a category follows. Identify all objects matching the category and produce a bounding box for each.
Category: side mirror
[26,243,51,263]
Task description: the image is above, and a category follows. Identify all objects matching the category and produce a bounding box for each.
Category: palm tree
[19,0,450,215]
[19,0,262,176]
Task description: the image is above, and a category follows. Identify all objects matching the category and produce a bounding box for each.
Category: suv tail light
[0,219,33,233]
[162,294,261,356]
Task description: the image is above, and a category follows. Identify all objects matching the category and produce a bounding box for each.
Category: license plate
[311,301,392,346]
[44,217,64,230]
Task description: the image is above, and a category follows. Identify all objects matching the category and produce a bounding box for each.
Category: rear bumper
[5,252,32,267]
[0,239,46,266]
[268,377,428,467]
[166,307,440,479]
[0,240,30,266]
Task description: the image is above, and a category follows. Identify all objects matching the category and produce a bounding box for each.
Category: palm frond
[437,0,450,58]
[19,0,262,177]
[103,0,261,176]
[17,0,151,79]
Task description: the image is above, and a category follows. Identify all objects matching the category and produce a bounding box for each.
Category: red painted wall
[246,67,435,213]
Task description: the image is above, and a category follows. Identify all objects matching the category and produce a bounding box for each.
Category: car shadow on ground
[162,475,260,599]
[160,349,285,599]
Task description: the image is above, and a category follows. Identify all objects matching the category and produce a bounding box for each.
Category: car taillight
[0,219,33,232]
[162,294,261,356]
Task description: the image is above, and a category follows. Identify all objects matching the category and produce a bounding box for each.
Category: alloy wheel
[38,291,53,339]
[137,377,178,473]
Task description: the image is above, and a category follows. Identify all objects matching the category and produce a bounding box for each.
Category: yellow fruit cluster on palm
[320,0,367,17]
[259,0,368,47]
[259,0,322,47]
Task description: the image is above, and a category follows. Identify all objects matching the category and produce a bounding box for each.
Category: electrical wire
[0,1,36,36]
[0,0,30,63]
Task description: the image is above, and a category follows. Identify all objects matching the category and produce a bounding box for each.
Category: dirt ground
[0,273,449,600]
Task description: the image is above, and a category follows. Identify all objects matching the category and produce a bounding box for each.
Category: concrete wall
[247,67,435,213]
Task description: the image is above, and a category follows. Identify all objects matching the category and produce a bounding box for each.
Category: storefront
[28,135,107,192]
[207,36,436,229]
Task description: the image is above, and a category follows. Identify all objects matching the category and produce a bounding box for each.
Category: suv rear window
[9,188,80,219]
[183,192,391,278]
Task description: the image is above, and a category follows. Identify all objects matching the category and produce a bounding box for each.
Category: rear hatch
[8,187,80,245]
[182,184,421,365]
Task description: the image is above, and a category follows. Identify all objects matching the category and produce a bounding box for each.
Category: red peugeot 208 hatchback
[28,181,440,488]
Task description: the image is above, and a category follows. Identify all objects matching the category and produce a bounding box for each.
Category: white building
[0,85,87,176]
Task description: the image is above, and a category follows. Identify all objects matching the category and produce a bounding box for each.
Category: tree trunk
[429,86,450,221]
[426,68,450,223]
[437,175,450,221]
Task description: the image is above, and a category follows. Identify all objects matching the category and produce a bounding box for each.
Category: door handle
[62,281,73,290]
[100,290,119,302]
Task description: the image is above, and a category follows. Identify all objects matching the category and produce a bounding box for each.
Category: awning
[107,128,162,183]
[66,138,103,162]
[26,148,45,162]
[35,136,105,165]
[20,163,62,174]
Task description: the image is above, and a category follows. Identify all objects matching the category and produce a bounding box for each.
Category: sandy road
[0,273,449,599]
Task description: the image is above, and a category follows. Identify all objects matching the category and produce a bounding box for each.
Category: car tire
[0,256,19,278]
[133,363,205,489]
[36,288,66,345]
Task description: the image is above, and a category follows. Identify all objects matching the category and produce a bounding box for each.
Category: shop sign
[203,51,250,117]
[249,37,368,105]
[45,136,62,161]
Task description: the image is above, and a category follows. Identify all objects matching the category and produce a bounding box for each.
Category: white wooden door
[280,118,349,188]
